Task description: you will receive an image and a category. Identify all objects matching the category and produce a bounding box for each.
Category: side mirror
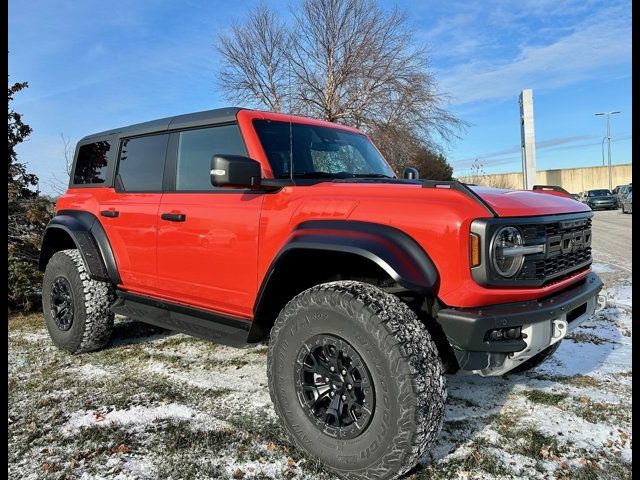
[403,167,420,179]
[211,155,262,188]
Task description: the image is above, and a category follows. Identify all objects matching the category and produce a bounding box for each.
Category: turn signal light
[470,233,481,267]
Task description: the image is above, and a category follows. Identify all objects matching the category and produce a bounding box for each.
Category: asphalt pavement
[590,208,632,271]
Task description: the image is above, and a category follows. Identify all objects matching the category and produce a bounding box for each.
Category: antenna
[288,55,294,182]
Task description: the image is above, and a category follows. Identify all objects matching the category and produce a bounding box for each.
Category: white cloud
[436,2,631,104]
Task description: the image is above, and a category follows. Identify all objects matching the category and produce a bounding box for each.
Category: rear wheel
[42,249,115,353]
[267,281,446,480]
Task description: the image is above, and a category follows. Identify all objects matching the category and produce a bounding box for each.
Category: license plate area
[566,302,587,323]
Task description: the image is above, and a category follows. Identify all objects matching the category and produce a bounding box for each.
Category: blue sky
[8,0,632,194]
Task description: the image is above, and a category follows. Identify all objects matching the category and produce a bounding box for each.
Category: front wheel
[267,281,446,480]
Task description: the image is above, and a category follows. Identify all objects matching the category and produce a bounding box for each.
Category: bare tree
[459,159,514,189]
[216,0,465,150]
[47,133,74,196]
[217,3,290,112]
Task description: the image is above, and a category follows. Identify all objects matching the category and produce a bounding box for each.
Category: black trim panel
[40,210,122,284]
[253,220,439,320]
[292,220,436,291]
[436,272,602,355]
[111,291,251,347]
[421,180,498,217]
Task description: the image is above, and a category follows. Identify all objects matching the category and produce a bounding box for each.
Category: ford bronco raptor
[40,108,606,480]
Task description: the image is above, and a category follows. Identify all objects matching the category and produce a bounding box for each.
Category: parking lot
[590,208,632,271]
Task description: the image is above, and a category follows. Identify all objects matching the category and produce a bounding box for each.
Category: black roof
[80,107,244,142]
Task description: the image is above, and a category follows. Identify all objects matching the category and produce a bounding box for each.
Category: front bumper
[588,200,617,209]
[437,272,605,376]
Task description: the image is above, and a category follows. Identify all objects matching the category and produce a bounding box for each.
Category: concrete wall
[458,163,632,193]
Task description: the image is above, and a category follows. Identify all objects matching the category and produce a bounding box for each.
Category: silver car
[613,184,632,208]
[621,190,632,214]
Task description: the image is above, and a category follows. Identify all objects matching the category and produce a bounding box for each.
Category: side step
[110,291,251,347]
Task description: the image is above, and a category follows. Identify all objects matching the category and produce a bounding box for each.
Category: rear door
[156,124,263,318]
[99,133,169,296]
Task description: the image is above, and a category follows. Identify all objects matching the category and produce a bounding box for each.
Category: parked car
[621,190,632,214]
[39,107,606,480]
[613,184,632,208]
[578,189,618,210]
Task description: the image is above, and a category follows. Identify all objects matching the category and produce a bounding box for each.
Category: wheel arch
[39,210,121,285]
[249,220,439,341]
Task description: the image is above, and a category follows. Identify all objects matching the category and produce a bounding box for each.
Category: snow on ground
[8,261,632,479]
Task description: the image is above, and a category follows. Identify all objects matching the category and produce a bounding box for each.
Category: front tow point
[595,292,607,313]
[551,318,568,343]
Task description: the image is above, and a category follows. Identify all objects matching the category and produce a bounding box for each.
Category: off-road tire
[267,281,446,480]
[42,249,115,353]
[510,340,562,374]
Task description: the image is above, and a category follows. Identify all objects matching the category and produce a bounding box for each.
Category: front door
[156,124,263,318]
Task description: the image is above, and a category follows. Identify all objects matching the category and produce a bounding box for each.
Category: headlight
[490,226,525,277]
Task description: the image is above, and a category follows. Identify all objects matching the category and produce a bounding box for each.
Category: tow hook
[595,291,607,313]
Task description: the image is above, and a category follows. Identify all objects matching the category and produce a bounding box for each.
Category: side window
[117,134,169,191]
[176,124,247,191]
[73,140,111,184]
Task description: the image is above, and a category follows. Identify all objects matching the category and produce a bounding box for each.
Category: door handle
[161,213,186,222]
[100,210,119,218]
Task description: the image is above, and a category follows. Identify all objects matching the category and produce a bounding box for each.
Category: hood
[469,186,591,217]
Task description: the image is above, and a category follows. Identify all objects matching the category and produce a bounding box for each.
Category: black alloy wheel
[295,334,374,439]
[50,276,74,331]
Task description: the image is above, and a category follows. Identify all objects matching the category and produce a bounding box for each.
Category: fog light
[488,329,503,341]
[505,326,521,339]
[485,326,522,342]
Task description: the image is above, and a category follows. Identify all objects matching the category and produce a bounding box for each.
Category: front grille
[517,217,592,283]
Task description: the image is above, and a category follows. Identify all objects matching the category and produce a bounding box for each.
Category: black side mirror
[211,155,262,188]
[403,167,419,179]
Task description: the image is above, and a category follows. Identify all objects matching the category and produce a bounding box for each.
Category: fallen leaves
[109,444,130,454]
[233,468,245,479]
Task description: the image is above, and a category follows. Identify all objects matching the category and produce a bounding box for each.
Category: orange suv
[40,108,605,479]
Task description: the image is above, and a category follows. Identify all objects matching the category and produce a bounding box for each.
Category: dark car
[613,184,632,208]
[621,190,632,214]
[578,189,618,210]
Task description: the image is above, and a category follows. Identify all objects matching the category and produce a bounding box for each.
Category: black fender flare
[253,220,439,316]
[39,210,121,284]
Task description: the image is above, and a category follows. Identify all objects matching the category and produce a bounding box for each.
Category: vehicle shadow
[105,317,176,348]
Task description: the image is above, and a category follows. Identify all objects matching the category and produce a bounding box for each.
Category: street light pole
[595,111,620,191]
[601,136,607,166]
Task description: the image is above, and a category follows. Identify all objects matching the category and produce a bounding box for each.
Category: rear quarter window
[117,134,169,191]
[73,141,112,184]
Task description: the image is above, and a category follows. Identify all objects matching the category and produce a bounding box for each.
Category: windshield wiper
[290,172,353,179]
[351,173,395,178]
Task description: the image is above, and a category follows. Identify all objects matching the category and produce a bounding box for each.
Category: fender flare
[253,220,439,317]
[39,210,121,284]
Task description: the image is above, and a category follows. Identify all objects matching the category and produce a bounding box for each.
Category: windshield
[588,189,612,197]
[253,120,395,179]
